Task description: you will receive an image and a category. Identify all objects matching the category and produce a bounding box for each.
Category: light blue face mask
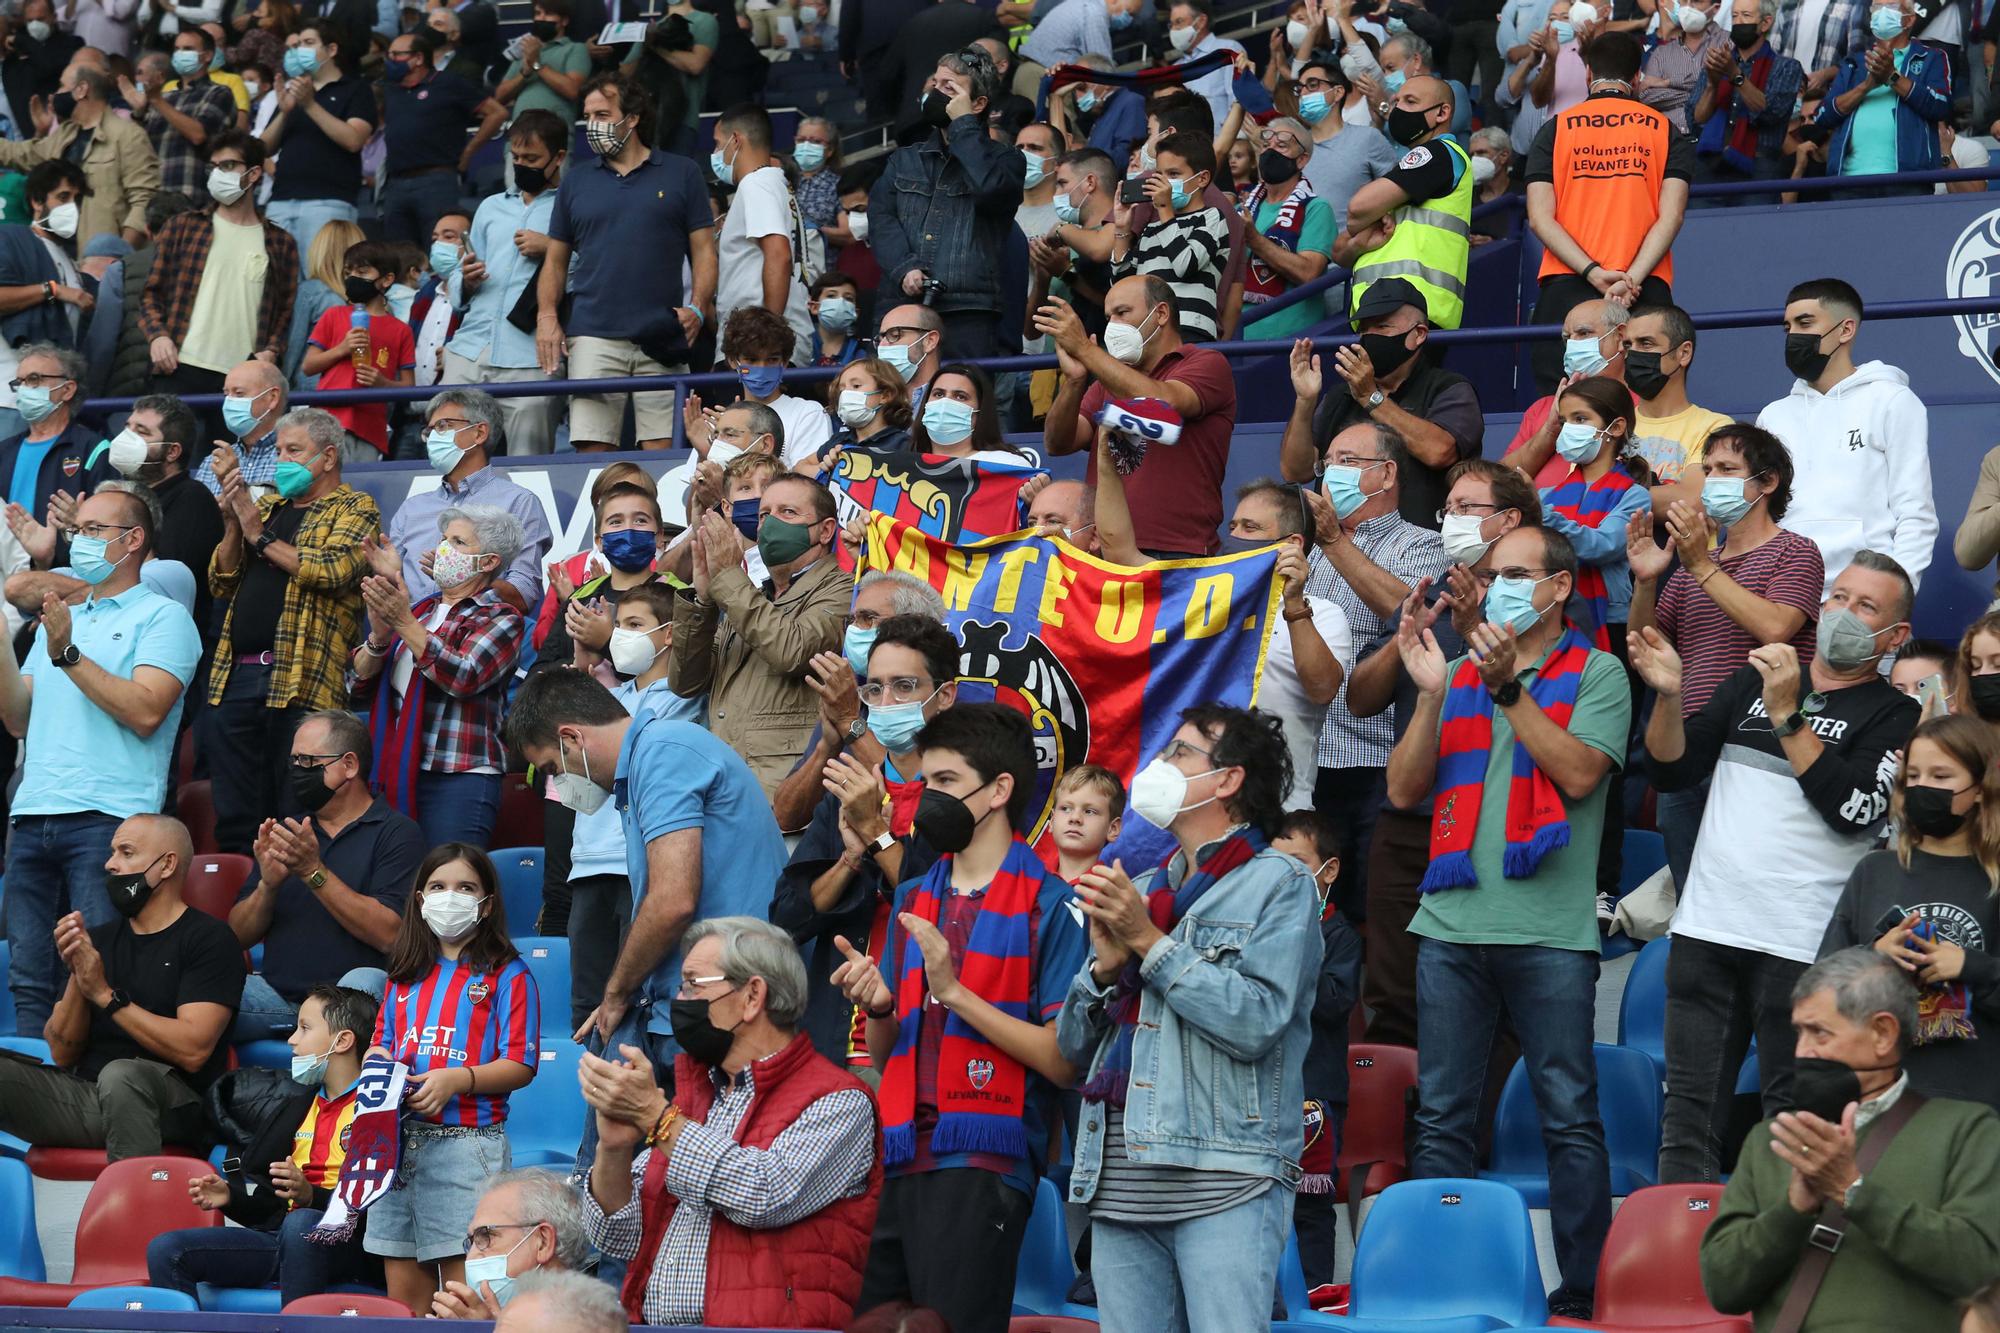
[222,389,267,438]
[817,295,856,332]
[869,686,942,752]
[1701,476,1754,525]
[843,622,877,676]
[1562,332,1610,377]
[14,384,56,425]
[1298,90,1332,124]
[922,397,975,446]
[737,364,783,399]
[879,338,925,381]
[1386,15,1410,33]
[1322,464,1376,518]
[1551,19,1575,42]
[1868,4,1903,38]
[1484,572,1556,633]
[428,239,461,278]
[1077,89,1100,112]
[793,140,826,172]
[69,533,126,585]
[463,1233,535,1310]
[426,427,467,474]
[1554,420,1606,465]
[1168,176,1196,209]
[1023,152,1049,189]
[172,49,203,76]
[1382,68,1408,93]
[283,45,320,78]
[290,1050,329,1086]
[709,143,733,182]
[1053,190,1083,225]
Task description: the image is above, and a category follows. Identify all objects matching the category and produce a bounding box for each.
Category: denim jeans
[378,172,464,245]
[415,770,502,850]
[266,199,361,274]
[5,811,121,1032]
[1413,938,1610,1293]
[1091,1183,1292,1333]
[1655,778,1710,900]
[1658,934,1808,1183]
[147,1207,382,1306]
[569,1006,672,1181]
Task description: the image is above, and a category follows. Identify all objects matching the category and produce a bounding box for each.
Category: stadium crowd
[0,0,1991,1331]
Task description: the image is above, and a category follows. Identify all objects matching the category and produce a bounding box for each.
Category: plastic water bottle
[351,305,371,373]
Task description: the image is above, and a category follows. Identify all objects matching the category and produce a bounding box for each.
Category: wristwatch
[101,989,131,1015]
[844,716,868,746]
[1771,711,1809,738]
[1364,389,1386,411]
[869,829,896,856]
[1843,1175,1864,1208]
[252,530,278,557]
[52,643,80,669]
[1488,679,1523,707]
[303,867,328,891]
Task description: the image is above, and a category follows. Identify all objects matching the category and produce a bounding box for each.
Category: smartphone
[1120,177,1149,205]
[1871,904,1911,939]
[1916,671,1949,714]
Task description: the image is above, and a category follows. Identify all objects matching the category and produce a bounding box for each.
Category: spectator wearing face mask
[1029,147,1116,340]
[0,165,95,435]
[1635,552,1918,1184]
[258,24,376,269]
[825,358,914,456]
[1628,424,1821,892]
[429,1168,590,1321]
[1808,0,1948,187]
[791,117,843,235]
[194,356,286,498]
[379,29,507,245]
[1018,0,1125,99]
[498,0,591,126]
[300,238,417,460]
[709,306,829,470]
[1687,0,1803,207]
[807,272,866,368]
[0,63,154,249]
[1109,129,1230,341]
[1293,59,1399,230]
[1239,117,1336,342]
[874,302,943,408]
[1337,75,1472,331]
[710,103,814,354]
[1640,0,1727,115]
[1166,0,1246,130]
[134,28,240,196]
[909,362,1028,463]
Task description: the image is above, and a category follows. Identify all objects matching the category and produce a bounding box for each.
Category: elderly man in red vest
[579,915,882,1328]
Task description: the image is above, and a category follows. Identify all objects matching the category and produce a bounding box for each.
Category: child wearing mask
[809,271,866,367]
[301,239,416,459]
[1110,130,1231,340]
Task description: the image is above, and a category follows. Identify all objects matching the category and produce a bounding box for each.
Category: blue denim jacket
[1056,838,1322,1201]
[867,114,1027,316]
[1813,40,1951,175]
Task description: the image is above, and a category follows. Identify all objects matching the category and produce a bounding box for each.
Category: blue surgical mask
[1108,8,1133,29]
[879,339,924,381]
[428,239,461,277]
[1168,176,1196,209]
[1701,477,1754,526]
[14,384,56,424]
[1484,573,1556,633]
[817,296,856,332]
[425,427,466,473]
[1562,333,1610,377]
[463,1233,534,1309]
[1322,464,1376,518]
[171,49,203,76]
[1554,420,1605,464]
[921,397,975,446]
[1552,19,1575,41]
[843,622,877,676]
[69,533,126,585]
[729,496,761,540]
[1053,191,1083,225]
[709,143,733,182]
[283,45,320,77]
[793,140,826,171]
[1023,152,1049,189]
[737,364,783,399]
[869,688,941,752]
[222,391,265,438]
[1077,89,1100,111]
[1382,68,1408,93]
[1387,15,1410,32]
[600,527,657,573]
[1298,90,1331,124]
[1868,4,1903,38]
[290,1050,329,1086]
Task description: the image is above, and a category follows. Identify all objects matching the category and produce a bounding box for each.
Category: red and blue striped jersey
[373,957,539,1127]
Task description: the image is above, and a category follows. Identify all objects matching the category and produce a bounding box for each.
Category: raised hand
[830,934,893,1016]
[1625,517,1673,582]
[1627,625,1684,696]
[1289,336,1322,400]
[1396,578,1450,695]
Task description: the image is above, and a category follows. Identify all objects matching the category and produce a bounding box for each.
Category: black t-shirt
[1525,90,1698,185]
[1381,136,1463,204]
[155,471,224,638]
[81,906,245,1092]
[248,798,425,1005]
[383,72,486,174]
[271,74,378,204]
[230,503,306,656]
[1311,360,1485,528]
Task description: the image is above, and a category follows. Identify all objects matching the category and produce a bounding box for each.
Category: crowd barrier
[0,1313,770,1332]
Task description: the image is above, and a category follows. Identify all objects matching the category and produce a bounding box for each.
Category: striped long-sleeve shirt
[1115,205,1231,340]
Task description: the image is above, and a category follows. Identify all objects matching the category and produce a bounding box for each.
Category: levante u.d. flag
[828,448,1044,555]
[860,512,1285,867]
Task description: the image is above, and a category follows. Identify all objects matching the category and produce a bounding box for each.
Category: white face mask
[1438,512,1495,565]
[1168,22,1197,51]
[208,165,248,205]
[105,427,152,477]
[420,888,482,943]
[1128,756,1221,828]
[609,625,664,676]
[837,388,879,427]
[1286,18,1309,46]
[40,200,77,239]
[1102,309,1156,365]
[1471,155,1498,185]
[552,734,608,814]
[846,211,870,243]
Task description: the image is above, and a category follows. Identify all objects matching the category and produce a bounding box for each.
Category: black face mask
[1623,349,1673,400]
[51,90,76,122]
[669,994,740,1065]
[106,854,166,919]
[1216,532,1265,556]
[513,162,549,194]
[529,18,558,40]
[344,275,381,305]
[914,782,990,854]
[1789,1055,1900,1123]
[1903,784,1972,839]
[921,89,953,130]
[1730,21,1761,47]
[1969,673,2000,721]
[1384,104,1433,147]
[1360,330,1418,379]
[291,761,338,813]
[1784,329,1836,382]
[1256,148,1298,186]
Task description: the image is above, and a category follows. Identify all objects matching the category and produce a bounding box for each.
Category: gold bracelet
[645,1103,683,1147]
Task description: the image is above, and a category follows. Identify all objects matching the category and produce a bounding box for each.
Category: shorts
[361,1121,510,1262]
[566,336,683,444]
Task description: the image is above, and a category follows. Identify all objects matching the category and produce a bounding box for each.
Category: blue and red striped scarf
[1419,628,1595,893]
[1241,177,1317,304]
[1697,41,1777,172]
[879,838,1048,1168]
[1542,467,1637,649]
[366,595,441,819]
[1080,824,1268,1106]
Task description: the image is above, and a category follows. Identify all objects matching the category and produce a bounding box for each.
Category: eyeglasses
[861,676,936,706]
[1257,133,1303,154]
[1471,566,1554,586]
[289,752,346,770]
[1159,739,1215,764]
[69,522,136,541]
[462,1222,538,1254]
[676,973,734,998]
[1328,452,1388,469]
[952,45,995,69]
[1437,501,1500,521]
[1296,76,1340,92]
[429,417,473,433]
[7,375,68,391]
[877,326,926,345]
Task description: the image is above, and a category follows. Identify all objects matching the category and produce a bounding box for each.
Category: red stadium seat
[1338,1043,1418,1203]
[175,780,218,856]
[25,1145,205,1182]
[493,774,545,852]
[1547,1184,1749,1331]
[0,1155,221,1306]
[1009,1318,1100,1333]
[183,855,253,923]
[281,1293,414,1316]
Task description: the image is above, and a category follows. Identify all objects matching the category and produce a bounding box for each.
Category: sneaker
[1596,891,1617,926]
[1547,1286,1595,1320]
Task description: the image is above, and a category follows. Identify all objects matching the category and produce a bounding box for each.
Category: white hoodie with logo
[1755,359,1936,599]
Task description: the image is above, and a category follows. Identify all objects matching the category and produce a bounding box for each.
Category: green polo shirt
[505,35,592,123]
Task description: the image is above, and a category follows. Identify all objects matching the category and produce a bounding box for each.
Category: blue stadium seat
[1011,1177,1095,1319]
[0,941,14,1036]
[0,1155,45,1280]
[1480,1044,1661,1207]
[518,937,570,1015]
[1616,937,1671,1073]
[1602,831,1670,960]
[67,1286,200,1311]
[490,847,544,936]
[506,1039,585,1170]
[0,1037,50,1061]
[235,1040,292,1070]
[197,1284,283,1313]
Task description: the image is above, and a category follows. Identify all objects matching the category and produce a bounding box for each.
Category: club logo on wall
[955,618,1090,845]
[1946,209,2000,387]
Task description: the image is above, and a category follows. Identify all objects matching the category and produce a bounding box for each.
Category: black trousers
[566,872,632,1032]
[1314,765,1387,925]
[856,1168,1033,1333]
[1530,273,1673,396]
[204,664,306,855]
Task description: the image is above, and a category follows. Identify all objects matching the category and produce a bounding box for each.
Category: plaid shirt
[1690,42,1805,161]
[142,79,239,195]
[584,1070,875,1326]
[1306,511,1449,771]
[207,484,380,710]
[347,590,524,772]
[140,208,299,361]
[1774,0,1869,73]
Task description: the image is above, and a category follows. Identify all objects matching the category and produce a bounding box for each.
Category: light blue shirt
[614,710,788,1048]
[385,463,554,607]
[1022,0,1112,68]
[15,581,201,819]
[1498,0,1557,57]
[1179,32,1246,133]
[51,559,198,614]
[447,187,560,370]
[570,678,705,880]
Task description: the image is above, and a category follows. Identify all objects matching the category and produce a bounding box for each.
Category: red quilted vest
[620,1032,883,1329]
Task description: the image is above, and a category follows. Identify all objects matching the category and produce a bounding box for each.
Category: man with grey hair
[578,914,880,1329]
[1379,32,1473,143]
[371,387,550,612]
[430,1167,590,1319]
[1701,947,2000,1333]
[494,1269,629,1332]
[1686,0,1801,207]
[1240,115,1336,342]
[205,405,380,854]
[0,344,114,572]
[1497,297,1631,485]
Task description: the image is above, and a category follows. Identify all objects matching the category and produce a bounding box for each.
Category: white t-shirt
[769,392,833,469]
[1261,594,1354,808]
[414,287,456,387]
[716,164,814,359]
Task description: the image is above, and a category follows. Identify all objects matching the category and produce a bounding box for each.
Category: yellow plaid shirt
[207,485,380,710]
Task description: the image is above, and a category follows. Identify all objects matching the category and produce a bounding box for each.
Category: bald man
[1334,74,1473,332]
[1026,477,1100,556]
[192,358,290,497]
[0,814,244,1160]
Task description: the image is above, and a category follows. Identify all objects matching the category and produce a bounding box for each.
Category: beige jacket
[0,112,160,246]
[670,553,852,796]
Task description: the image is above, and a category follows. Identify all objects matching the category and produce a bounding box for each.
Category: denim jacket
[867,113,1027,315]
[1056,837,1321,1202]
[1812,40,1950,175]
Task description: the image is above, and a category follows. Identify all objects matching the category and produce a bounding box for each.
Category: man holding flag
[1384,522,1625,1322]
